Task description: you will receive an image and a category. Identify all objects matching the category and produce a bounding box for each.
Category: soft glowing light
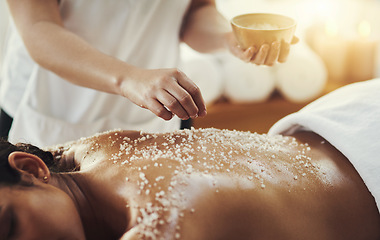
[358,20,371,38]
[307,0,340,21]
[325,19,338,37]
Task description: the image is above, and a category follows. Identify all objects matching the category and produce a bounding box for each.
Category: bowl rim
[231,13,296,31]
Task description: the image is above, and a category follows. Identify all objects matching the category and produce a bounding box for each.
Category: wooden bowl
[231,13,296,50]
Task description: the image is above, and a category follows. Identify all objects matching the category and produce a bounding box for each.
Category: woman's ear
[8,152,51,183]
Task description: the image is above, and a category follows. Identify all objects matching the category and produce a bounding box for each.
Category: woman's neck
[49,172,128,240]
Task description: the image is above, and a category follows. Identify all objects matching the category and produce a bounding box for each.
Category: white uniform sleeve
[269,79,380,213]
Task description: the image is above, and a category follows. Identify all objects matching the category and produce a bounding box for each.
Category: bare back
[51,128,380,240]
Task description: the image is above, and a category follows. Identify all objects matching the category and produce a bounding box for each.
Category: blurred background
[185,0,380,132]
[0,1,9,67]
[1,0,379,133]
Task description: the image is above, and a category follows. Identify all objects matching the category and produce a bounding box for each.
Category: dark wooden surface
[193,81,344,133]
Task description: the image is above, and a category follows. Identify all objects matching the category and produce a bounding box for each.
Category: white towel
[269,79,380,213]
[222,54,276,103]
[274,42,327,103]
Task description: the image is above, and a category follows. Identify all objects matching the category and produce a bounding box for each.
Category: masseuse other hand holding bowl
[1,0,297,147]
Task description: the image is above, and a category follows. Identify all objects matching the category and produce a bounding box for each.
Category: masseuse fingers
[174,71,207,118]
[145,98,174,121]
[242,46,256,62]
[252,44,269,65]
[278,40,291,63]
[167,80,199,119]
[157,89,189,120]
[291,36,300,45]
[264,41,281,66]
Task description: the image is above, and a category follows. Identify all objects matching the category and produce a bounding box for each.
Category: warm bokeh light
[358,20,371,38]
[325,19,339,37]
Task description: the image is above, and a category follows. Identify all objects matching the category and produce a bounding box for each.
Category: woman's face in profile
[0,181,85,240]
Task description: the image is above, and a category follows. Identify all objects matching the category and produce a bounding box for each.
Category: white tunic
[1,0,190,147]
[269,79,380,213]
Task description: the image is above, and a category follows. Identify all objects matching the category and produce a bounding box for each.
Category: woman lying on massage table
[1,80,380,240]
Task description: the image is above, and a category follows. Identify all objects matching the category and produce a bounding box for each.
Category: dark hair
[0,139,56,185]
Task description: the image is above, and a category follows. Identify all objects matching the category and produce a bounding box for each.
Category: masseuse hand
[121,68,207,121]
[224,32,299,66]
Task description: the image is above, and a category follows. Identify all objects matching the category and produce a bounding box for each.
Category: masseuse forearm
[7,0,132,96]
[181,2,231,53]
[22,21,132,96]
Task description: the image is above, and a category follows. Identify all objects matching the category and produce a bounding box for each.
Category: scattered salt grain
[155,176,165,182]
[114,128,317,239]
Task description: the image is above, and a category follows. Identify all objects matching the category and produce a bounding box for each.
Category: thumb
[291,36,299,45]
